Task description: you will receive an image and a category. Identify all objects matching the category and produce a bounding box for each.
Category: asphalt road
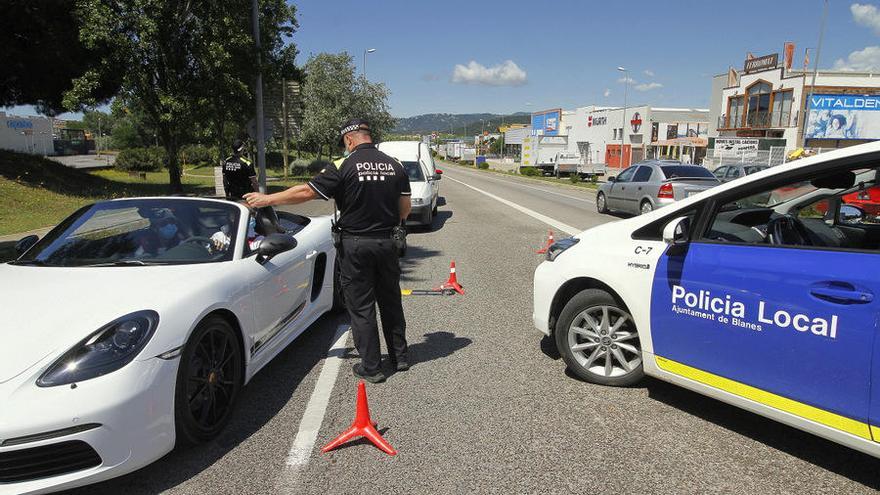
[66,162,880,495]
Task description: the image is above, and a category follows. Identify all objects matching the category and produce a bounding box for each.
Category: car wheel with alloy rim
[174,315,243,445]
[596,192,608,213]
[555,289,643,386]
[640,200,654,215]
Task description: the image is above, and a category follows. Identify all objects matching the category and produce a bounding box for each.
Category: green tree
[65,0,298,192]
[0,2,120,115]
[301,52,395,160]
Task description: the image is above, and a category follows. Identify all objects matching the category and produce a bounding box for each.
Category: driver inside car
[134,209,185,257]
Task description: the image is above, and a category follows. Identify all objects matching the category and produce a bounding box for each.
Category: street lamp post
[251,0,267,192]
[801,0,829,148]
[617,66,629,169]
[363,48,376,78]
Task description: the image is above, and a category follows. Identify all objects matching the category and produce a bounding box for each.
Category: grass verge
[0,150,304,237]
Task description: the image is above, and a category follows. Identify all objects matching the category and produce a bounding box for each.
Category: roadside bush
[266,151,295,170]
[569,173,581,183]
[477,162,489,170]
[180,145,216,168]
[520,166,540,176]
[114,147,166,172]
[290,159,312,177]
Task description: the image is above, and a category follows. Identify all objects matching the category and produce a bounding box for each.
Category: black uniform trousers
[339,236,407,374]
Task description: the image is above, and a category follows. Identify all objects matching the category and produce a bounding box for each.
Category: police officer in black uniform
[243,119,412,383]
[223,139,259,200]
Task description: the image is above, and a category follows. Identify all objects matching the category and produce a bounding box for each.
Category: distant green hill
[394,112,530,135]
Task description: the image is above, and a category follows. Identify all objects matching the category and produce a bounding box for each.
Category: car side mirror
[839,204,865,224]
[663,216,691,255]
[256,233,297,264]
[15,235,39,256]
[607,176,616,182]
[433,173,442,181]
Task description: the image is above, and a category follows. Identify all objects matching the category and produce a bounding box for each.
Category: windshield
[660,166,716,179]
[401,161,426,181]
[744,165,768,175]
[17,199,240,267]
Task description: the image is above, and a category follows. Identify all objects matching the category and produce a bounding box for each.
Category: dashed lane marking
[446,176,580,236]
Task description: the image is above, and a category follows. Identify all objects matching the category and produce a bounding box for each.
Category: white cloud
[833,45,880,71]
[603,88,611,98]
[451,60,527,86]
[852,3,880,35]
[643,69,655,77]
[634,82,663,91]
[617,76,636,84]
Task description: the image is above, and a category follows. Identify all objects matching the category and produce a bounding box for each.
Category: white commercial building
[709,50,880,165]
[560,105,709,170]
[0,112,55,155]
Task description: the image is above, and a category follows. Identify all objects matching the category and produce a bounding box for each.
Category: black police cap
[231,139,246,153]
[338,118,371,144]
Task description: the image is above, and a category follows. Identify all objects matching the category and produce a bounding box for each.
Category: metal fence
[704,146,836,170]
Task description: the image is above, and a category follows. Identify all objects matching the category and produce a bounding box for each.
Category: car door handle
[810,282,873,304]
[305,250,318,260]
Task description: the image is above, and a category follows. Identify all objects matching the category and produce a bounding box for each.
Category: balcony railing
[718,111,798,130]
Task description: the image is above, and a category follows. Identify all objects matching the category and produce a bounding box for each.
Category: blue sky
[9,0,880,119]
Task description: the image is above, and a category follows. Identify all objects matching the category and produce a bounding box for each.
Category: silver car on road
[596,161,720,215]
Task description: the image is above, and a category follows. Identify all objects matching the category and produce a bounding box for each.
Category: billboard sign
[743,53,778,74]
[713,138,759,158]
[531,109,562,137]
[6,120,34,130]
[806,94,880,140]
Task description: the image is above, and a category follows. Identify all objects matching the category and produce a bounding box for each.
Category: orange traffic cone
[436,260,465,295]
[535,230,555,254]
[321,380,397,456]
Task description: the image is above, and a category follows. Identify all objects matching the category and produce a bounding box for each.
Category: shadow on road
[399,244,443,284]
[66,312,349,495]
[408,331,472,367]
[645,377,880,490]
[539,335,561,360]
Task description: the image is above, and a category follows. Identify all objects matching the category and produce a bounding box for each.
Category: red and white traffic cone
[535,230,555,254]
[321,380,396,456]
[436,260,465,295]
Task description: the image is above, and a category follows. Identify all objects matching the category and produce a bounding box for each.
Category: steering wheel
[767,214,812,246]
[181,236,214,250]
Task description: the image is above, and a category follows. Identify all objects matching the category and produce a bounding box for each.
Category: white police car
[533,141,880,459]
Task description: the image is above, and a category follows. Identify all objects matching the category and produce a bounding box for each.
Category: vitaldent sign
[806,94,880,140]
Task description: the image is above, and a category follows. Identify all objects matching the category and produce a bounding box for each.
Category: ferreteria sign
[743,53,778,74]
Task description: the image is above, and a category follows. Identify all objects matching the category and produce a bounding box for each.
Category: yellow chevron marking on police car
[871,425,880,442]
[655,356,873,440]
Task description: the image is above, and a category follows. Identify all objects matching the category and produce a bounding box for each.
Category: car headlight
[546,237,580,262]
[37,310,160,387]
[411,197,425,205]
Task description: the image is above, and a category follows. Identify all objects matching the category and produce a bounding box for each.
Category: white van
[377,141,443,226]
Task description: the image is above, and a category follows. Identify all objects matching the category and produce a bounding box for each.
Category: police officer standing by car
[243,119,412,383]
[223,138,259,200]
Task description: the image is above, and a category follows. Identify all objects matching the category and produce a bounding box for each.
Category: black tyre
[596,192,609,214]
[331,258,346,313]
[555,289,644,386]
[174,315,243,446]
[432,200,438,216]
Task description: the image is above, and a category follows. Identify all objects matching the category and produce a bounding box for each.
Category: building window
[727,96,744,128]
[746,81,772,127]
[772,90,793,127]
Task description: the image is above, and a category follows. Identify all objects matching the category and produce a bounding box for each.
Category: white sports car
[0,197,341,494]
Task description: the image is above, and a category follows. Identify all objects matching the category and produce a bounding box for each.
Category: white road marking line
[284,323,350,468]
[446,176,580,235]
[446,167,595,204]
